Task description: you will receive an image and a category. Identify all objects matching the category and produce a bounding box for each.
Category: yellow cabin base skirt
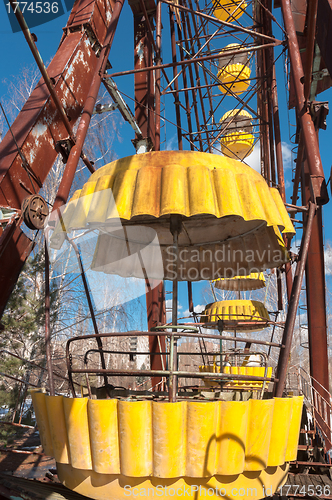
[57,462,289,500]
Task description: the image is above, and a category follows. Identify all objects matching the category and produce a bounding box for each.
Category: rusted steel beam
[66,330,283,348]
[170,10,183,150]
[161,0,281,42]
[280,0,328,204]
[0,0,120,316]
[302,161,331,448]
[106,41,282,79]
[191,0,215,144]
[179,8,208,150]
[133,11,155,146]
[0,0,114,210]
[10,2,95,174]
[53,0,124,211]
[130,2,166,388]
[155,0,162,151]
[274,201,316,397]
[304,0,318,102]
[271,65,285,197]
[176,16,200,150]
[253,0,265,179]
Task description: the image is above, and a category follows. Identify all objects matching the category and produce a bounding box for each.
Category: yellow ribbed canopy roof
[51,151,295,281]
[200,299,270,331]
[213,272,265,291]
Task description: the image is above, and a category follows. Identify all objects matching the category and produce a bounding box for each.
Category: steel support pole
[131,4,166,389]
[280,0,328,204]
[69,239,109,390]
[45,241,55,396]
[52,0,124,211]
[134,11,155,146]
[155,0,162,151]
[274,201,316,396]
[170,10,183,150]
[304,0,318,102]
[302,159,331,448]
[269,34,294,303]
[264,0,276,186]
[177,16,201,150]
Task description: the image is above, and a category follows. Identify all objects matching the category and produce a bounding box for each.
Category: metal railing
[66,329,276,401]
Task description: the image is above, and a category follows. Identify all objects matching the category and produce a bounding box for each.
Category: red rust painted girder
[280,0,328,204]
[0,0,117,318]
[0,0,114,210]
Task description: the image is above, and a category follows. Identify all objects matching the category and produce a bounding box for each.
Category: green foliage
[0,249,58,420]
[2,252,46,346]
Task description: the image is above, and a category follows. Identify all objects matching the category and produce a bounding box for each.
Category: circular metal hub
[21,195,49,230]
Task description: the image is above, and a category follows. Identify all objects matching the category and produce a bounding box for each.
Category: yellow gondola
[213,272,265,291]
[32,151,300,500]
[220,110,254,160]
[32,391,303,500]
[200,299,269,330]
[217,44,251,94]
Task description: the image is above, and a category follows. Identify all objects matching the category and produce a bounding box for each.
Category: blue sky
[1,2,332,322]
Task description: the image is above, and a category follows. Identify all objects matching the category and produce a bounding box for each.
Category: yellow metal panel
[267,398,293,466]
[30,391,54,456]
[212,167,243,217]
[216,400,248,475]
[270,187,296,236]
[186,402,219,477]
[45,395,69,464]
[63,397,92,470]
[245,399,274,471]
[118,400,153,477]
[109,168,139,220]
[57,462,289,500]
[132,165,162,218]
[152,401,186,478]
[32,394,303,492]
[285,395,304,462]
[187,164,217,216]
[160,164,189,216]
[88,399,120,474]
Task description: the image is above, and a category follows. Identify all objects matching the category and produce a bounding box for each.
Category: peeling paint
[31,122,48,138]
[136,40,144,62]
[106,9,112,23]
